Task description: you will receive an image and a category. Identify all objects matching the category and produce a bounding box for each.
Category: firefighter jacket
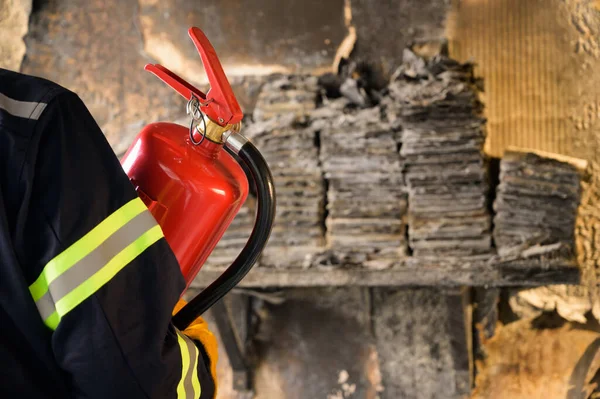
[0,68,215,399]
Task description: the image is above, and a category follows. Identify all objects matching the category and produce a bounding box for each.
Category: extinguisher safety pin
[187,95,208,145]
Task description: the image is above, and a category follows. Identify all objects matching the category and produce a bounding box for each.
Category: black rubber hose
[173,139,276,330]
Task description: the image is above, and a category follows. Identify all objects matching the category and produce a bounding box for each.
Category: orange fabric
[173,298,219,397]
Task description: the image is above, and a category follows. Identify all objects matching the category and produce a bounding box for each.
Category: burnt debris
[317,104,408,269]
[493,151,582,258]
[205,47,583,270]
[387,49,492,258]
[244,113,326,268]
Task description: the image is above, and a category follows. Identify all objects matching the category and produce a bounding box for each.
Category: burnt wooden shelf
[190,256,580,288]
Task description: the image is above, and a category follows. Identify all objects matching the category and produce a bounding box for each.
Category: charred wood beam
[472,288,499,345]
[445,287,473,396]
[209,296,252,392]
[471,288,500,381]
[191,257,580,289]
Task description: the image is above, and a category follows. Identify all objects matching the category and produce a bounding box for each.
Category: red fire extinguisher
[120,27,276,330]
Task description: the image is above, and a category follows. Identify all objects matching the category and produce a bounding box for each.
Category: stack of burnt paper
[244,114,325,267]
[389,49,492,257]
[317,105,408,267]
[493,150,582,257]
[253,75,319,122]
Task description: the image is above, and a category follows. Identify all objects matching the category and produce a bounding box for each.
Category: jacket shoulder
[0,68,71,133]
[0,68,70,102]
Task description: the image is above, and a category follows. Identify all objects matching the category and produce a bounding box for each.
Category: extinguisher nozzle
[173,134,276,330]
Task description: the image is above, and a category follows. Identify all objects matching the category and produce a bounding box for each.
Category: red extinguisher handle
[144,27,243,127]
[144,63,208,103]
[188,27,243,125]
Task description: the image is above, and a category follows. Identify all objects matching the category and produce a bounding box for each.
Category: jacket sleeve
[22,90,215,399]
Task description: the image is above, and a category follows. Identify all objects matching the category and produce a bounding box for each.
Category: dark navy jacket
[0,68,214,398]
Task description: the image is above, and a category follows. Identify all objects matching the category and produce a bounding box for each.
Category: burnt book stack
[244,114,325,267]
[493,150,582,258]
[253,75,319,122]
[316,105,409,268]
[389,49,492,257]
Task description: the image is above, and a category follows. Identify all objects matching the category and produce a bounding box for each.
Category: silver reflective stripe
[182,334,200,398]
[0,92,47,120]
[176,330,201,399]
[34,210,158,320]
[35,291,55,321]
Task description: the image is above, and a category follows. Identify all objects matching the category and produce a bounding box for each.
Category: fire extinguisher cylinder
[127,26,277,327]
[173,133,276,330]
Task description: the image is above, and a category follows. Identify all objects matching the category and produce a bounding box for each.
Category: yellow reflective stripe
[44,311,60,331]
[190,343,201,399]
[176,329,203,398]
[176,332,191,399]
[29,198,147,301]
[52,225,163,328]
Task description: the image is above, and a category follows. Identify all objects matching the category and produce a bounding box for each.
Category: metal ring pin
[186,95,207,146]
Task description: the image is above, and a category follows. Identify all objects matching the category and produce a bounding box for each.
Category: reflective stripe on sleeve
[0,92,48,120]
[176,330,202,399]
[29,198,164,330]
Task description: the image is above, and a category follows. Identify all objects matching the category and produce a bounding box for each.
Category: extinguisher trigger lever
[187,27,243,127]
[144,64,210,104]
[143,26,243,132]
